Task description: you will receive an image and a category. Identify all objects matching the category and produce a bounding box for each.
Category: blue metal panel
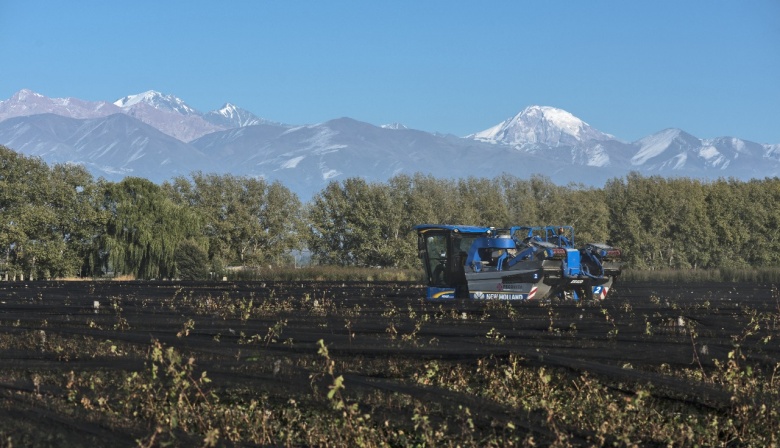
[565,249,581,276]
[474,236,515,249]
[464,236,517,272]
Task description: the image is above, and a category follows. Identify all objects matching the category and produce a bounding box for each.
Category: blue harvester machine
[414,224,622,301]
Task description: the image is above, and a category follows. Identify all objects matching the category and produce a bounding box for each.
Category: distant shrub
[175,240,210,280]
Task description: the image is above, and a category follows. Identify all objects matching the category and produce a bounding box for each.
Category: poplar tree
[167,173,303,269]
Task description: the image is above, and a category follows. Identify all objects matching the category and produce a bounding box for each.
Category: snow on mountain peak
[523,106,584,137]
[114,90,198,116]
[113,90,160,108]
[215,103,244,120]
[12,89,45,101]
[218,103,238,114]
[381,122,408,130]
[471,105,613,147]
[205,102,268,128]
[633,129,682,163]
[632,128,700,166]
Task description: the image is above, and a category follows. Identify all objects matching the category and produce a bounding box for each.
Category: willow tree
[98,177,202,279]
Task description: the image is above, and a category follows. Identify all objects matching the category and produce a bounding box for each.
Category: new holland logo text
[472,291,528,301]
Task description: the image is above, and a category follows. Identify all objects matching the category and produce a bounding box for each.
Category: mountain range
[1,89,778,199]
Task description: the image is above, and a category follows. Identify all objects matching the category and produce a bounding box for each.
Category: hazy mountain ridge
[0,89,121,121]
[0,89,778,199]
[0,112,209,180]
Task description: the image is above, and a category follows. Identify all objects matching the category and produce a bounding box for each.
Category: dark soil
[0,280,778,446]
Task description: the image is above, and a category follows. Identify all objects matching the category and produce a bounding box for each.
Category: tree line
[2,145,778,279]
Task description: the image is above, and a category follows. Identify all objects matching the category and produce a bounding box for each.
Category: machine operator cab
[414,224,491,299]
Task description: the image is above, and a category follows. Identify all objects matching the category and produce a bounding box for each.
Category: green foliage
[165,173,304,269]
[97,177,203,279]
[3,143,780,276]
[0,147,103,279]
[307,178,412,267]
[606,174,780,269]
[175,239,210,280]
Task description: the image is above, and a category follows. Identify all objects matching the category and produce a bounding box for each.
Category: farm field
[0,280,778,447]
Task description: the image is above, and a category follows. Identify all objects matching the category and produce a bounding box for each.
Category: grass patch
[225,265,423,282]
[621,267,780,283]
[46,266,780,284]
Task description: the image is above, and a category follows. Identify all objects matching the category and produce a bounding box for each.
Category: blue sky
[1,1,778,143]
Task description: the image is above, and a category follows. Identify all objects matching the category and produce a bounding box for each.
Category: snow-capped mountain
[632,128,702,168]
[471,106,615,148]
[469,105,624,168]
[112,90,225,142]
[204,103,276,128]
[0,89,778,199]
[631,129,773,177]
[467,106,780,178]
[114,90,199,116]
[1,89,283,143]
